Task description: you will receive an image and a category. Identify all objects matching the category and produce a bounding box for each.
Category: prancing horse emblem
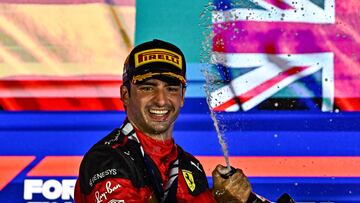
[182,170,195,192]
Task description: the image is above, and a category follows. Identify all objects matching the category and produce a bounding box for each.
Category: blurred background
[1,0,360,202]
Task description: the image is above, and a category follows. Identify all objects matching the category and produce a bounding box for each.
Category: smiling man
[74,39,256,203]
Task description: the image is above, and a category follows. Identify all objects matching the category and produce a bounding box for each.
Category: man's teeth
[149,109,168,115]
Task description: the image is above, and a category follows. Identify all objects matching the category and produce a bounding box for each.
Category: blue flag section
[1,111,360,202]
[210,64,326,111]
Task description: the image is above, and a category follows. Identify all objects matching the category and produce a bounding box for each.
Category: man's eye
[140,86,153,91]
[168,87,180,92]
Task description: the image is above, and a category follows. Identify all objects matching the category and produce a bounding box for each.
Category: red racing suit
[75,120,217,203]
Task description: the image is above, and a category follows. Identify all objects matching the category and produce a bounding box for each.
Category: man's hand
[212,164,252,203]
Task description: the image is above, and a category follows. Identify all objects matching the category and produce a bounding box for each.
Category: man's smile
[148,108,171,121]
[149,109,169,115]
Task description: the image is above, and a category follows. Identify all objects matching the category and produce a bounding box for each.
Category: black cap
[123,39,186,85]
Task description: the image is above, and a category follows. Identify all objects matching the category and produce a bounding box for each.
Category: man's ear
[120,85,130,105]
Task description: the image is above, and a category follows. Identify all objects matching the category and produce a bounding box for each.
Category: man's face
[121,78,185,139]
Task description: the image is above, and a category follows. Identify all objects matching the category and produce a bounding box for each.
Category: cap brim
[132,72,186,85]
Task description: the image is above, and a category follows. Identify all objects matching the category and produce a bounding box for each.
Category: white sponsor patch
[89,169,117,187]
[95,181,122,203]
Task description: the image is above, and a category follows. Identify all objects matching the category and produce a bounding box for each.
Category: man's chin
[148,123,171,134]
[151,126,169,134]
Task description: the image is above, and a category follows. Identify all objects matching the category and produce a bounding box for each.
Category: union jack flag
[210,0,360,112]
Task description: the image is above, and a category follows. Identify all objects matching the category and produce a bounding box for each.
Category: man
[74,39,262,203]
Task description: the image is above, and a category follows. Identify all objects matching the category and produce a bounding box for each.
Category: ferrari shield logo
[182,170,196,192]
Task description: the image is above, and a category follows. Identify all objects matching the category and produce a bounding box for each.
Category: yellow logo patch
[134,48,182,69]
[182,170,196,192]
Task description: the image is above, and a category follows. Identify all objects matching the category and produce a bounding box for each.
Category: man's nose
[154,89,167,106]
